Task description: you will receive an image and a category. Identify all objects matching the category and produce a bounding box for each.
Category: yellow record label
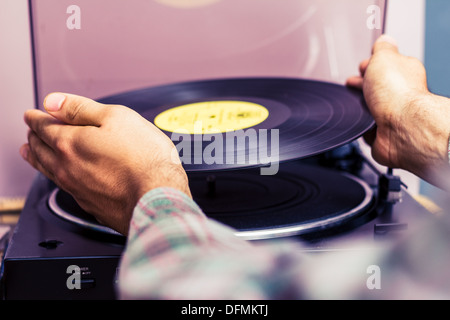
[154,101,269,134]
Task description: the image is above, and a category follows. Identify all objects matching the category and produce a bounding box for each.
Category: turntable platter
[47,163,374,241]
[190,162,374,240]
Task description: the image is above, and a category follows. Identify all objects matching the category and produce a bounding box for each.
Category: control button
[80,279,95,289]
[38,239,63,249]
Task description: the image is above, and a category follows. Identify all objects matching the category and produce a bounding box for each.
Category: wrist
[136,164,192,203]
[401,92,450,187]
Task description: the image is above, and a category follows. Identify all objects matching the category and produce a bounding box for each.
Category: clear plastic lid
[30,0,386,105]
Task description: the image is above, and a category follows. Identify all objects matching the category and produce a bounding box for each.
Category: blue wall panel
[421,0,450,201]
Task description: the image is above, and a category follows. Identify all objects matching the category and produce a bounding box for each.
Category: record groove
[98,77,374,171]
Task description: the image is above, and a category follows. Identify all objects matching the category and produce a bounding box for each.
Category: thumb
[372,34,399,54]
[44,92,109,126]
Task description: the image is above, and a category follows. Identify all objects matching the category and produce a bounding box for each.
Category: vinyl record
[98,78,374,172]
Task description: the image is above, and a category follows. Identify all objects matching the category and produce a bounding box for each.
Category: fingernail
[377,34,398,47]
[45,93,66,112]
[20,145,28,160]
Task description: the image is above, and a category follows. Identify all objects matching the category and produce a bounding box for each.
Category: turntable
[1,0,434,300]
[1,78,434,300]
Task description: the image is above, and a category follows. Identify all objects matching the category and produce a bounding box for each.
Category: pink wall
[0,0,36,199]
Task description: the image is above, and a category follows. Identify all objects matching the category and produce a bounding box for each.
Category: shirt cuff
[128,187,205,240]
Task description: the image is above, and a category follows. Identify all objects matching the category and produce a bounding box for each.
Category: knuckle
[27,131,41,151]
[65,102,85,122]
[27,129,34,143]
[54,167,69,188]
[54,136,72,155]
[406,56,425,71]
[406,56,420,64]
[97,105,118,123]
[102,104,135,126]
[107,104,127,118]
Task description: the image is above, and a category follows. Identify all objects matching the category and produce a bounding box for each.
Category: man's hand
[347,35,450,189]
[21,93,191,235]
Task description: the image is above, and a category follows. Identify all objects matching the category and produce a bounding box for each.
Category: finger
[346,76,364,90]
[363,126,377,147]
[359,59,370,76]
[44,92,112,127]
[27,129,58,171]
[20,141,56,182]
[24,109,64,148]
[372,34,399,54]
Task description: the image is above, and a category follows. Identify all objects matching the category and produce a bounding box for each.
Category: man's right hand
[347,35,450,189]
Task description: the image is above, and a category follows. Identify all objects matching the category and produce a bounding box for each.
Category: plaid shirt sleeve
[117,187,450,300]
[117,187,309,300]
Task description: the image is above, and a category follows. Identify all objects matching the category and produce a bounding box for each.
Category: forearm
[117,187,307,300]
[394,92,450,188]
